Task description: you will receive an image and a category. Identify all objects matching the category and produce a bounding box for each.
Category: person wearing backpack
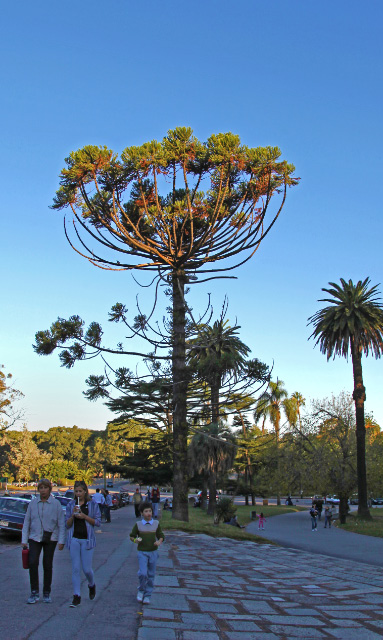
[309,505,318,531]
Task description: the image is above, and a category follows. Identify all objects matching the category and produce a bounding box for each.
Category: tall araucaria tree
[308,278,383,519]
[33,127,297,521]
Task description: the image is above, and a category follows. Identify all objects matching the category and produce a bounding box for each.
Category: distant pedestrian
[258,512,266,530]
[316,498,323,521]
[103,490,113,523]
[133,488,142,518]
[130,501,164,605]
[310,505,318,531]
[92,487,105,520]
[151,486,160,518]
[66,480,101,608]
[22,478,66,604]
[324,505,333,528]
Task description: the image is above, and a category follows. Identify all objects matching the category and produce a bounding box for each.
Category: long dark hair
[74,480,91,502]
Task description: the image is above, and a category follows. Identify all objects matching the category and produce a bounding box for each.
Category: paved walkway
[246,509,383,567]
[139,530,383,639]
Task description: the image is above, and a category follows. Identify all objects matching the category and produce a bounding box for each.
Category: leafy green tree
[34,426,94,469]
[308,278,383,519]
[0,366,24,431]
[6,427,51,482]
[34,127,297,521]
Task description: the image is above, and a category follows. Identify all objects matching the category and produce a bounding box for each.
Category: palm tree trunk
[351,342,371,519]
[207,379,220,515]
[275,417,281,506]
[201,475,208,510]
[171,271,189,522]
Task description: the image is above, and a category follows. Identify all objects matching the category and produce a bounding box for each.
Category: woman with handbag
[66,480,101,607]
[21,478,66,604]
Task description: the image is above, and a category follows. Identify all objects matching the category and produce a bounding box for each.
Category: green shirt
[130,519,164,551]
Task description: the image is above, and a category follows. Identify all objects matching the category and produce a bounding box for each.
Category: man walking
[133,487,142,518]
[151,486,160,518]
[92,488,105,521]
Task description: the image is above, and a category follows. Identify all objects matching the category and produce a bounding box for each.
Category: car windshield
[55,497,71,505]
[0,498,29,514]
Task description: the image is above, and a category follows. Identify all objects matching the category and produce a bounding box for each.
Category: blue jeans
[138,550,158,597]
[70,538,95,596]
[311,516,317,530]
[152,502,159,518]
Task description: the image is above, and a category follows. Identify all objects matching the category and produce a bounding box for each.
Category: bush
[215,497,237,523]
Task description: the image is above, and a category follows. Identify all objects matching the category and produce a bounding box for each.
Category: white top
[92,493,105,504]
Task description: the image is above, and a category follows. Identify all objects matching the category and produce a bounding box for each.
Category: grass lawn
[335,510,383,538]
[160,503,306,544]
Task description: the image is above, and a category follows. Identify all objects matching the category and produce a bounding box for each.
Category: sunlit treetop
[52,127,298,275]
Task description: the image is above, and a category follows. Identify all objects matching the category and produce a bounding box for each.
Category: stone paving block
[143,608,175,619]
[154,575,179,586]
[181,613,216,626]
[198,602,238,613]
[182,633,221,640]
[327,629,383,639]
[268,626,326,638]
[227,620,263,632]
[241,601,277,614]
[331,619,362,627]
[225,633,280,640]
[142,620,217,631]
[262,615,319,625]
[149,593,189,610]
[327,610,371,619]
[156,587,202,596]
[137,627,176,640]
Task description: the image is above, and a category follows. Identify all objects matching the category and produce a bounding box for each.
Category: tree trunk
[201,475,208,510]
[207,378,220,516]
[351,343,371,519]
[339,494,348,524]
[275,419,281,506]
[171,271,189,521]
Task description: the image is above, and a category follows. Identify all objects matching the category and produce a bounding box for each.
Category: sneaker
[137,591,144,602]
[143,597,150,604]
[27,592,39,604]
[70,595,81,607]
[88,584,96,600]
[43,593,52,604]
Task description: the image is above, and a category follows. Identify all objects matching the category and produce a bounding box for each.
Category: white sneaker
[137,591,144,602]
[143,597,150,604]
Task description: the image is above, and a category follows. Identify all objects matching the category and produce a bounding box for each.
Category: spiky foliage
[39,127,297,522]
[308,278,383,360]
[308,278,383,519]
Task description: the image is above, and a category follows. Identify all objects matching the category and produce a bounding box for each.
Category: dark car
[0,497,30,534]
[106,481,114,488]
[64,490,75,499]
[371,497,383,505]
[55,496,73,512]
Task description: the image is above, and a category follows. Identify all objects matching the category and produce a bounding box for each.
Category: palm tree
[188,318,250,513]
[308,278,383,519]
[257,379,288,505]
[188,422,236,515]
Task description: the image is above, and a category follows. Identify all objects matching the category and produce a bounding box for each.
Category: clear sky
[1,0,382,431]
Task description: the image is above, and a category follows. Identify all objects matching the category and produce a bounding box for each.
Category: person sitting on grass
[227,515,245,529]
[130,501,164,605]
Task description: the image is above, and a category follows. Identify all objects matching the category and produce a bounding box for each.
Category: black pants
[134,504,140,518]
[104,506,111,522]
[28,539,57,594]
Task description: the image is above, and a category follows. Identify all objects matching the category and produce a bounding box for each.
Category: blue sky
[1,0,382,431]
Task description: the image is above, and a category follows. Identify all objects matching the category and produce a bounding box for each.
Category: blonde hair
[37,478,52,492]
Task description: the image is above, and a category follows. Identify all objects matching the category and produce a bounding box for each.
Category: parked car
[109,493,123,509]
[120,492,130,505]
[55,496,73,512]
[349,495,358,505]
[326,495,340,505]
[0,497,30,534]
[64,490,75,499]
[371,497,383,505]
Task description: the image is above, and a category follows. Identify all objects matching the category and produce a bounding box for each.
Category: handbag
[22,547,29,569]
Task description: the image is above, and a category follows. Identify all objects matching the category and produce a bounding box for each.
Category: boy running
[130,501,164,604]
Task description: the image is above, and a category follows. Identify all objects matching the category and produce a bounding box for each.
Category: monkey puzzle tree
[34,127,297,521]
